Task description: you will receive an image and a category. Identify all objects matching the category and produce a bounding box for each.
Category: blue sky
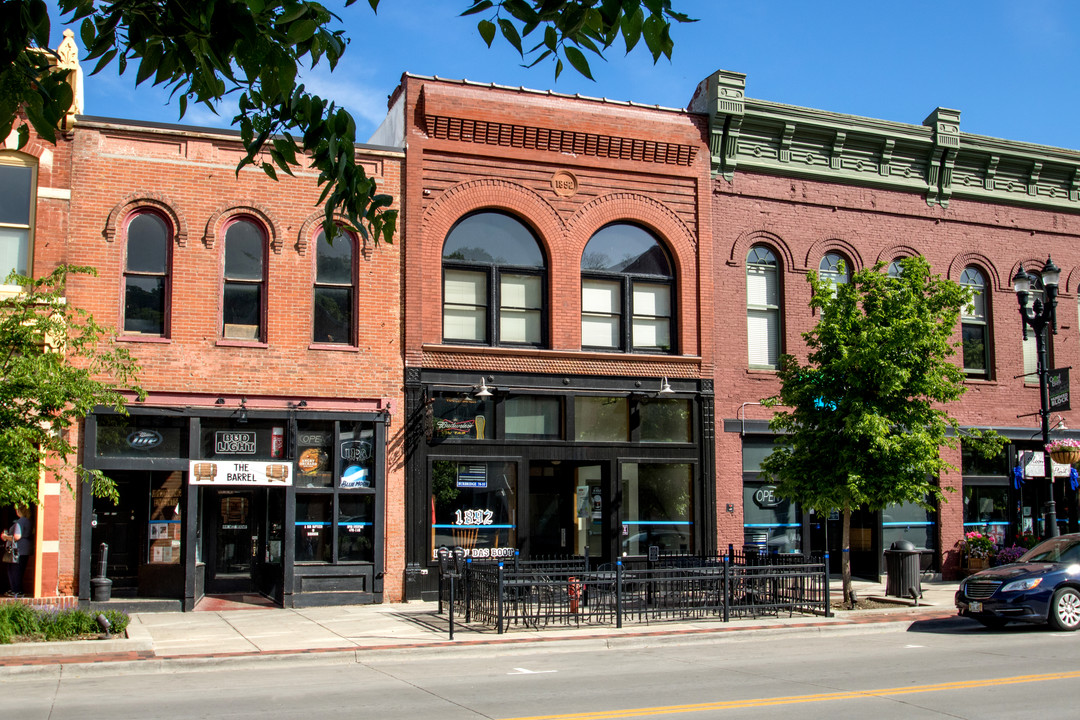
[47,1,1080,150]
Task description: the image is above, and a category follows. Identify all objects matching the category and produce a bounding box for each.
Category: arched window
[819,251,850,287]
[123,212,171,336]
[0,151,36,287]
[960,266,990,378]
[222,218,266,341]
[313,229,356,344]
[746,246,781,369]
[887,259,904,278]
[581,223,674,353]
[442,211,545,346]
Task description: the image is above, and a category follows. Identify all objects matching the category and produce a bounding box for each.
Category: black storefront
[79,403,387,610]
[404,369,714,600]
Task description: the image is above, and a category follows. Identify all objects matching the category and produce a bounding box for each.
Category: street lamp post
[1013,256,1062,538]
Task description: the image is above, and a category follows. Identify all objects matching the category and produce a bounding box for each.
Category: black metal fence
[436,547,829,635]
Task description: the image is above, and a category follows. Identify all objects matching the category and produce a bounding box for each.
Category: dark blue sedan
[956,534,1080,630]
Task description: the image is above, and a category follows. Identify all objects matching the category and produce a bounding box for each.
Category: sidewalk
[0,578,963,674]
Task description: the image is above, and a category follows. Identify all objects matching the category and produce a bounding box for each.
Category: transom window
[581,223,674,353]
[123,212,170,336]
[819,252,850,287]
[0,152,36,286]
[887,259,904,277]
[442,211,545,346]
[960,266,990,378]
[313,229,355,344]
[222,218,266,341]
[746,246,781,369]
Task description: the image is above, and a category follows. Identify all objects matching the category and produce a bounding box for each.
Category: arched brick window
[442,211,546,346]
[313,229,356,344]
[746,246,781,369]
[960,266,991,379]
[222,217,267,341]
[581,223,674,353]
[123,211,171,336]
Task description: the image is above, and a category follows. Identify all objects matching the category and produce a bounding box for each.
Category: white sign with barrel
[189,460,293,486]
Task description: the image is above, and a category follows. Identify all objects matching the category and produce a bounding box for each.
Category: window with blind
[818,251,850,293]
[960,266,990,378]
[1022,284,1048,383]
[746,246,781,369]
[581,223,674,353]
[123,212,171,336]
[442,211,545,346]
[0,152,36,287]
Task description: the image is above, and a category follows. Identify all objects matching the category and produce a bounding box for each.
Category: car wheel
[976,617,1008,629]
[1048,587,1080,631]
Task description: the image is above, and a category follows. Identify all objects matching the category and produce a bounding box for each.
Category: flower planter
[965,557,989,570]
[1049,449,1080,465]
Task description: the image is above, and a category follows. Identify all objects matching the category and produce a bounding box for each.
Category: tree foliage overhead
[758,256,1003,597]
[0,266,143,506]
[2,0,692,245]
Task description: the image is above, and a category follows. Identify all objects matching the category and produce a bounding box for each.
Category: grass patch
[0,603,130,644]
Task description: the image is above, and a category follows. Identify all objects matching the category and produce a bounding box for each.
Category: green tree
[2,0,692,245]
[0,266,143,507]
[759,256,1003,606]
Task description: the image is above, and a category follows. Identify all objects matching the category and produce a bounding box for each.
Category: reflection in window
[581,223,674,353]
[295,495,332,562]
[313,229,355,344]
[431,460,517,559]
[743,482,799,554]
[746,246,780,368]
[621,463,693,556]
[124,212,170,335]
[818,251,850,288]
[443,211,545,346]
[575,396,628,442]
[0,153,34,284]
[222,218,265,340]
[960,266,989,378]
[883,500,936,551]
[338,495,374,562]
[504,395,562,439]
[963,485,1008,546]
[639,398,691,443]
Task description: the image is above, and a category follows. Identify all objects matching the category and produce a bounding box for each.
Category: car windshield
[1019,537,1080,564]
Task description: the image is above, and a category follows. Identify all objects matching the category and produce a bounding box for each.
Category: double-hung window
[0,152,36,287]
[222,218,266,341]
[819,251,850,292]
[581,223,674,353]
[960,266,990,378]
[123,212,170,336]
[313,229,355,344]
[746,246,781,369]
[442,211,546,346]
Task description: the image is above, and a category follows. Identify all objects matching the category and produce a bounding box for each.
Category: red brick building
[3,34,405,608]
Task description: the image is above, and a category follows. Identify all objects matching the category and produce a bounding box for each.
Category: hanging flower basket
[1046,439,1080,465]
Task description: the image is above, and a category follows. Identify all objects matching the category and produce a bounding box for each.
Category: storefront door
[91,472,146,594]
[206,488,263,594]
[528,462,608,563]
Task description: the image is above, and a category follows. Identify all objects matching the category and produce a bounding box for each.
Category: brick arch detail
[104,192,188,247]
[877,244,920,266]
[297,211,366,258]
[728,230,796,272]
[804,237,865,274]
[566,192,697,268]
[204,202,281,253]
[949,252,1003,293]
[1065,266,1080,296]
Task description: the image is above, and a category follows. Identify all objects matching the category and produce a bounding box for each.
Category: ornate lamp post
[1013,256,1062,538]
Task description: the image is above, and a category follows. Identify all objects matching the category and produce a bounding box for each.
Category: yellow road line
[501,670,1080,720]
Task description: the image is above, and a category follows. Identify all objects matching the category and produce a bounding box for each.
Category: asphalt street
[4,615,1078,720]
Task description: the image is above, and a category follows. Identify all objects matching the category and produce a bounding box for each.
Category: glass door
[527,461,608,563]
[206,488,263,594]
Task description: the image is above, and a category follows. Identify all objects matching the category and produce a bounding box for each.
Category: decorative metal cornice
[695,70,1080,214]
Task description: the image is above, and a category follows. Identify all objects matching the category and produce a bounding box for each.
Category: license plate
[968,601,982,612]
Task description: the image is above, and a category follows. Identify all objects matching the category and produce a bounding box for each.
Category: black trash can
[884,539,922,599]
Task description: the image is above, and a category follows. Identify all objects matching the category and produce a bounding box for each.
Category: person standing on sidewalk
[2,506,32,597]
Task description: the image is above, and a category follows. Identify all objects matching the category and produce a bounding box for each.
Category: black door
[527,461,609,563]
[205,488,263,594]
[91,472,147,595]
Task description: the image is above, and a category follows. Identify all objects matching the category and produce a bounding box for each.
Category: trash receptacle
[884,539,922,599]
[743,532,768,564]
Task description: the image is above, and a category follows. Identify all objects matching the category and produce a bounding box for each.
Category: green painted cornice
[691,70,1080,213]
